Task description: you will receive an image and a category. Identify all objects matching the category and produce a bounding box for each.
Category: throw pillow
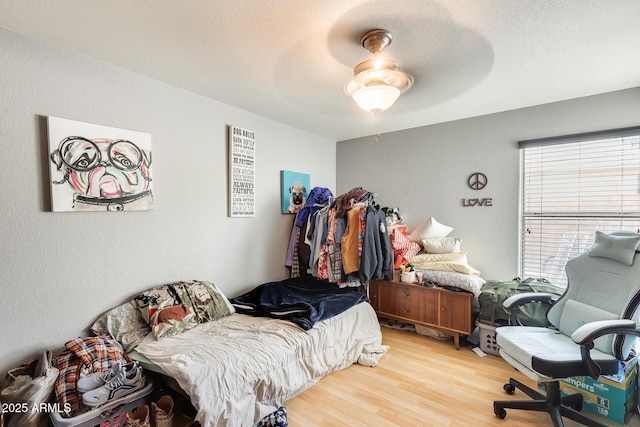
[392,228,421,265]
[409,217,453,243]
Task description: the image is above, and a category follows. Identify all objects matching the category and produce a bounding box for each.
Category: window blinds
[520,126,640,287]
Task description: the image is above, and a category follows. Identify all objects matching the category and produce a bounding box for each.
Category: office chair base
[494,378,609,427]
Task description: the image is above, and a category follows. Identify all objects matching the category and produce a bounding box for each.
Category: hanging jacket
[359,207,393,284]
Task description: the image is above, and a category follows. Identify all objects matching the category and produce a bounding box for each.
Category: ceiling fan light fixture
[352,85,400,113]
[345,29,413,113]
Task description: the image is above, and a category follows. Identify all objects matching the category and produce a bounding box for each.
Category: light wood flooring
[285,326,640,427]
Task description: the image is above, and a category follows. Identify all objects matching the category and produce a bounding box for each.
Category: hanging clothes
[288,186,391,286]
[341,204,365,275]
[359,206,393,283]
[286,187,333,277]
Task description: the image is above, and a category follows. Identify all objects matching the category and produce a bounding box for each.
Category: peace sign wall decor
[462,172,493,207]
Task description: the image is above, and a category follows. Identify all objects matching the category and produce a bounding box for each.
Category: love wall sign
[462,172,493,207]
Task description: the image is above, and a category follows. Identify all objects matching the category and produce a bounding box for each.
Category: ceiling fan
[344,29,414,114]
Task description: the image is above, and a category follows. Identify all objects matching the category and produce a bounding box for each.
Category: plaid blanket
[54,335,129,417]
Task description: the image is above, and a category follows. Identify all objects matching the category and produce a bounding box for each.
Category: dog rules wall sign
[228,125,255,217]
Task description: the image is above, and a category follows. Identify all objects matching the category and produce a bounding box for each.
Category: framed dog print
[48,116,153,212]
[281,170,310,214]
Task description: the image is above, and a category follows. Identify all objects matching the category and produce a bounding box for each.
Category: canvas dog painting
[280,170,310,214]
[48,117,153,212]
[286,179,307,213]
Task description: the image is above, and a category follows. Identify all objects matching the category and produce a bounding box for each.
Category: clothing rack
[286,187,393,287]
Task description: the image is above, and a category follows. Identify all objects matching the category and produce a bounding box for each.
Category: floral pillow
[132,280,234,339]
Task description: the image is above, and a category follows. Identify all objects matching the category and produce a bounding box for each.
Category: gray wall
[337,87,640,280]
[0,28,336,374]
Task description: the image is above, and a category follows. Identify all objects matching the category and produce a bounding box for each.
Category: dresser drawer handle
[403,307,411,314]
[403,287,411,297]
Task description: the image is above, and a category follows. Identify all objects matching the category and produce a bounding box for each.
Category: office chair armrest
[503,292,554,309]
[571,319,639,379]
[503,292,555,326]
[571,319,636,344]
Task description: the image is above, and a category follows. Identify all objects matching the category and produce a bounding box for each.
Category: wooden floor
[285,326,640,427]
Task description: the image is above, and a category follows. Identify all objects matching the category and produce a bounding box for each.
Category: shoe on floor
[152,395,174,427]
[81,365,145,407]
[77,360,139,393]
[125,404,150,427]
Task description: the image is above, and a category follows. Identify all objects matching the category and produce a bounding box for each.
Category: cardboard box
[539,360,638,425]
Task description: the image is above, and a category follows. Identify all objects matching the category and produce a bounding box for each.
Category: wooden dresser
[369,279,472,349]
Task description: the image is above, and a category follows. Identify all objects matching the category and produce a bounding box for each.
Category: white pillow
[91,301,151,352]
[411,252,467,263]
[414,261,481,276]
[588,231,640,265]
[411,251,480,276]
[409,217,453,242]
[422,237,462,254]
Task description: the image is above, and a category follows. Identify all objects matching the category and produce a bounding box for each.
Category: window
[520,126,640,287]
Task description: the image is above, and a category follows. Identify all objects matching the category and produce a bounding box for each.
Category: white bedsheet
[134,301,387,427]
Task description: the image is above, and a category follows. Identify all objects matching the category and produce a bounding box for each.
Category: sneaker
[125,404,150,427]
[82,365,145,407]
[77,360,138,393]
[151,395,174,427]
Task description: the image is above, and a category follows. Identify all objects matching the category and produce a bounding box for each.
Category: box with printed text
[539,356,638,425]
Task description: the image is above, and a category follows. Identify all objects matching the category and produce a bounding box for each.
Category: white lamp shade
[352,85,400,113]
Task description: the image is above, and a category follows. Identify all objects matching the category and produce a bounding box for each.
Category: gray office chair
[493,231,640,427]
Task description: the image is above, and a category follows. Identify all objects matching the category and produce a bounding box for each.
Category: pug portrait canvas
[280,170,310,214]
[48,116,153,212]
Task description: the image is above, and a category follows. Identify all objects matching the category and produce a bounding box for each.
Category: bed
[91,277,388,427]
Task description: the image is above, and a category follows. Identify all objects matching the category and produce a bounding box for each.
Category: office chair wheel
[494,407,507,419]
[503,383,515,394]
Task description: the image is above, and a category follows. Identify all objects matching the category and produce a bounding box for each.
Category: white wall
[0,28,336,374]
[337,87,640,280]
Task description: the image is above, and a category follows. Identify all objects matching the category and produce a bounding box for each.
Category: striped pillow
[392,228,421,264]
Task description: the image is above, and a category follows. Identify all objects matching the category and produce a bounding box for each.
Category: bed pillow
[588,231,640,265]
[411,252,481,276]
[409,217,453,243]
[411,252,467,263]
[421,270,486,297]
[133,280,234,339]
[422,237,462,254]
[414,260,481,276]
[90,301,151,352]
[188,280,236,322]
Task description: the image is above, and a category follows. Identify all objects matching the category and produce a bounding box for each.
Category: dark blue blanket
[229,276,368,330]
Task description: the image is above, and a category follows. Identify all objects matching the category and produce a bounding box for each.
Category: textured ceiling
[1,0,639,141]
